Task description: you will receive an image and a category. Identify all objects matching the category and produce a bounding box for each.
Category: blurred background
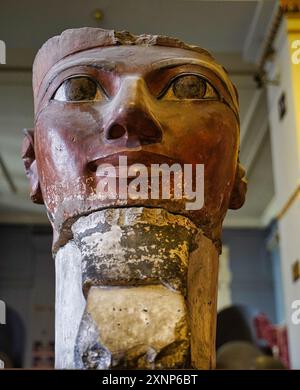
[0,0,299,369]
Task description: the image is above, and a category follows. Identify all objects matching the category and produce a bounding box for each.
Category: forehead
[51,45,215,74]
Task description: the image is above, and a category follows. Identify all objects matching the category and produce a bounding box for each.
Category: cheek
[34,104,105,200]
[158,102,238,163]
[157,102,239,201]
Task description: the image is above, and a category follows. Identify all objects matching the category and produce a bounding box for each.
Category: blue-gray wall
[222,228,276,322]
[0,225,54,367]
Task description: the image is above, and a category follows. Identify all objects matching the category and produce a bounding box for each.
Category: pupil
[65,77,97,101]
[173,75,206,99]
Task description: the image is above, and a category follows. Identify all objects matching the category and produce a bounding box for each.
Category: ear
[21,129,44,204]
[229,162,247,210]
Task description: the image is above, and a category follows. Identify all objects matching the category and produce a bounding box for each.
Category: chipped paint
[71,208,199,295]
[54,206,219,369]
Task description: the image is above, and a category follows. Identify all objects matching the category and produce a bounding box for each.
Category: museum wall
[223,228,276,322]
[265,17,300,368]
[0,225,54,368]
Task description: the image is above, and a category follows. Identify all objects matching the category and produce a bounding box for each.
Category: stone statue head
[22,27,246,251]
[22,28,246,369]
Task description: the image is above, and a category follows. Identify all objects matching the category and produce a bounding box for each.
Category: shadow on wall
[222,228,276,322]
[0,305,25,368]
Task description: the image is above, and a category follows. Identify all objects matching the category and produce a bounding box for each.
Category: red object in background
[254,313,290,368]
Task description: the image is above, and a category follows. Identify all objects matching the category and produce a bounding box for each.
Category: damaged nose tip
[104,109,163,146]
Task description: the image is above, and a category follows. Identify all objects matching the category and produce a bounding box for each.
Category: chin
[49,195,224,255]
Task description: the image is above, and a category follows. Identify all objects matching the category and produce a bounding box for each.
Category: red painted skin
[23,34,246,252]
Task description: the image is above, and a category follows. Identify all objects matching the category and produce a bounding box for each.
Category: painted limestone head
[22,27,246,251]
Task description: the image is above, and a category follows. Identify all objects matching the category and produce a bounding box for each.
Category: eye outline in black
[157,73,220,101]
[51,75,109,103]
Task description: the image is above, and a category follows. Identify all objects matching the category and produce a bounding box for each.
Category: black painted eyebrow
[149,59,227,90]
[40,63,116,99]
[53,60,117,73]
[45,61,117,86]
[150,58,214,70]
[85,62,117,72]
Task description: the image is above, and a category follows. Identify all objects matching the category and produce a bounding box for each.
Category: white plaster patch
[55,241,86,369]
[81,225,125,259]
[84,284,189,368]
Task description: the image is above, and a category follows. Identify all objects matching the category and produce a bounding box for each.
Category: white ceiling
[0,0,279,227]
[0,0,271,54]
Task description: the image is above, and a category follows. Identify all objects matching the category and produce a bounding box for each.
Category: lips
[88,151,185,178]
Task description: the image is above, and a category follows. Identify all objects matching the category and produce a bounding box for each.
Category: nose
[104,76,163,148]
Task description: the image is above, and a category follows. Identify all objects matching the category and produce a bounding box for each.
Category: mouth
[87,151,186,178]
[51,153,203,254]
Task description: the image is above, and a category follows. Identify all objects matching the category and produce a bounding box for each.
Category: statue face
[24,44,245,248]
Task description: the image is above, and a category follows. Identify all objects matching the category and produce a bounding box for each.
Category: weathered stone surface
[74,285,190,369]
[72,208,198,296]
[55,241,85,369]
[188,233,219,369]
[54,207,220,369]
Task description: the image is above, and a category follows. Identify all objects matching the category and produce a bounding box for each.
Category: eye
[53,76,105,102]
[161,74,218,101]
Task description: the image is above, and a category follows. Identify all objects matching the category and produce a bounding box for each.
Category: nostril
[87,161,97,173]
[106,124,126,140]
